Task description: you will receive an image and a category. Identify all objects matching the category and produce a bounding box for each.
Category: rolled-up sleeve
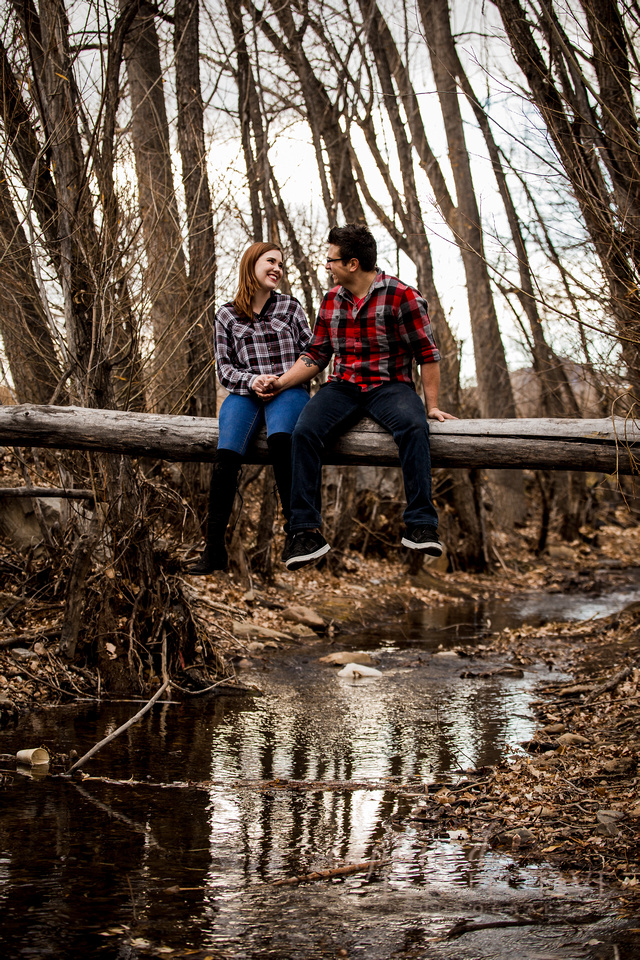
[397,288,440,365]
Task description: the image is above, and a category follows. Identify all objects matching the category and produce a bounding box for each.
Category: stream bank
[2,523,640,957]
[2,526,640,956]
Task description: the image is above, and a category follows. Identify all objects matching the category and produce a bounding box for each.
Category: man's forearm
[421,361,441,413]
[276,354,321,390]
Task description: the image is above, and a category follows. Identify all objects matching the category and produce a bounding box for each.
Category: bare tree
[123,0,190,413]
[244,0,367,224]
[0,171,63,403]
[0,0,207,691]
[493,0,640,396]
[175,0,217,421]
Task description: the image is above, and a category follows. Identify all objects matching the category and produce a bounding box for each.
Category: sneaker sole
[401,536,443,557]
[285,542,331,570]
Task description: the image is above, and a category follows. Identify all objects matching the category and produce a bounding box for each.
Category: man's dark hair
[328,224,377,272]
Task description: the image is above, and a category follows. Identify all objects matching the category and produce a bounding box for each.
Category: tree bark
[493,0,640,392]
[226,0,268,239]
[0,405,635,473]
[418,0,525,523]
[252,466,277,579]
[0,173,63,404]
[123,0,189,413]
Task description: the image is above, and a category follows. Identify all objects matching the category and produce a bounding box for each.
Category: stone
[546,544,576,561]
[281,605,326,629]
[337,662,382,678]
[231,621,292,641]
[496,827,536,847]
[288,624,318,638]
[542,723,566,735]
[10,647,37,659]
[602,758,635,774]
[596,809,624,823]
[556,733,590,747]
[318,651,376,666]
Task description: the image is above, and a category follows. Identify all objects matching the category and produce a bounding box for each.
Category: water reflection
[0,593,626,958]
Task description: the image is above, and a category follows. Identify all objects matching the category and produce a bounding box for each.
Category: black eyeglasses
[326,258,343,264]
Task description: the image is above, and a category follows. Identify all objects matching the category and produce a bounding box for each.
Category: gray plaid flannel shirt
[215,293,313,395]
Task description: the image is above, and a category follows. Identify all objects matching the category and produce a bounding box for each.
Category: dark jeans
[290,380,438,533]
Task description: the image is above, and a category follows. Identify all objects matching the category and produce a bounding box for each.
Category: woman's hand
[253,374,280,399]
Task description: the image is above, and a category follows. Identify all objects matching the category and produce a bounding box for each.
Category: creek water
[2,579,640,959]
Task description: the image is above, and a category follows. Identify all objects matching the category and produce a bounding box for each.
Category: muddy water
[1,585,640,959]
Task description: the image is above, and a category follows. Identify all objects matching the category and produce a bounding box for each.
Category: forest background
[1,0,639,693]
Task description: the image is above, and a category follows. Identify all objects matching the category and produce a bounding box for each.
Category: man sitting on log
[254,223,456,570]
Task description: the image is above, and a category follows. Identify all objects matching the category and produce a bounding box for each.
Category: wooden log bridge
[0,404,637,475]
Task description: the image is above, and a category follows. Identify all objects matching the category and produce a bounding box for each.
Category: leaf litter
[2,516,640,906]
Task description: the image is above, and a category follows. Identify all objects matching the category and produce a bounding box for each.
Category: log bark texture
[0,405,637,474]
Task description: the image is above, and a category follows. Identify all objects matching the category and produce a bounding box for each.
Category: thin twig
[584,658,640,704]
[447,912,603,939]
[170,675,244,696]
[270,859,389,886]
[65,680,170,774]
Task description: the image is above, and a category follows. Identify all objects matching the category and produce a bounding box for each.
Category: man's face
[326,244,352,286]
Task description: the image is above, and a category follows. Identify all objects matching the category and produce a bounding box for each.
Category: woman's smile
[255,251,284,291]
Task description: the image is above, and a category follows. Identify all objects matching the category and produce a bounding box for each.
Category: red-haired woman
[188,242,312,574]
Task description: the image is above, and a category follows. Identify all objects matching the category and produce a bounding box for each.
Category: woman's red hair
[234,242,283,319]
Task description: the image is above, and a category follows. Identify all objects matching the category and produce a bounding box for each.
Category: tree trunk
[226,0,267,239]
[174,0,217,514]
[249,0,366,223]
[493,0,640,394]
[123,0,189,413]
[174,0,217,421]
[2,0,207,694]
[418,0,525,525]
[329,467,359,568]
[0,172,63,404]
[252,466,277,579]
[0,405,635,473]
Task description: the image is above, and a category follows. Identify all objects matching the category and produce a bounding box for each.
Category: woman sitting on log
[188,241,313,574]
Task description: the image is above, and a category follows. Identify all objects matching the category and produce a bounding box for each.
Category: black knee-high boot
[188,449,242,574]
[267,432,292,530]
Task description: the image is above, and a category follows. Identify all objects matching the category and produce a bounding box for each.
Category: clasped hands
[252,374,281,399]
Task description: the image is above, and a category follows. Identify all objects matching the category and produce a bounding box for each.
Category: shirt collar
[336,270,385,302]
[254,290,277,319]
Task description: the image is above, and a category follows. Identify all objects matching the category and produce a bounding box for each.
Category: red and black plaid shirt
[303,271,440,390]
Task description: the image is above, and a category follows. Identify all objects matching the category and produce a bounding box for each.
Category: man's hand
[253,374,280,399]
[427,407,458,422]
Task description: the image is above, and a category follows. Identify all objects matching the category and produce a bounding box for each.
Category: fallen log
[0,403,637,473]
[0,487,94,500]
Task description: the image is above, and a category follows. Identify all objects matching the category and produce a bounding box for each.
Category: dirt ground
[2,514,640,895]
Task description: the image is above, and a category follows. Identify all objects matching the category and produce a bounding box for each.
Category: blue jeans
[218,387,309,455]
[290,380,438,532]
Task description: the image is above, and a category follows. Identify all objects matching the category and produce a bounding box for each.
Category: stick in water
[65,680,170,774]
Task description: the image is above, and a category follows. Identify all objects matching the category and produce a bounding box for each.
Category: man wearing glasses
[254,223,456,570]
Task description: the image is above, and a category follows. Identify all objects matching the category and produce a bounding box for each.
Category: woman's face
[254,249,283,293]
